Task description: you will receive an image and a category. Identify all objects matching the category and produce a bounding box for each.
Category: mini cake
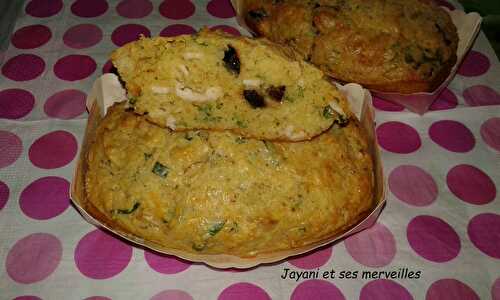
[85,103,374,257]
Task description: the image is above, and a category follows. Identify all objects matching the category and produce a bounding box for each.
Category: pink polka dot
[29,130,78,169]
[481,117,500,151]
[463,85,500,106]
[429,120,475,152]
[207,0,236,18]
[344,223,396,267]
[151,290,193,300]
[144,250,191,274]
[102,60,114,74]
[159,0,195,20]
[288,245,332,269]
[54,55,96,81]
[360,279,413,300]
[25,0,63,17]
[0,181,9,211]
[433,0,455,10]
[429,88,458,111]
[492,278,500,300]
[2,54,45,81]
[111,24,151,47]
[468,213,500,259]
[11,25,52,49]
[6,233,62,284]
[117,0,153,18]
[218,282,271,300]
[376,121,421,154]
[84,297,111,300]
[159,24,196,37]
[372,96,404,112]
[0,131,23,169]
[291,280,345,300]
[75,229,133,279]
[389,165,438,206]
[458,51,490,77]
[0,88,35,119]
[211,25,241,36]
[446,164,496,205]
[71,0,108,18]
[44,89,86,119]
[426,279,479,300]
[13,296,42,300]
[19,176,70,220]
[407,215,460,263]
[63,24,102,49]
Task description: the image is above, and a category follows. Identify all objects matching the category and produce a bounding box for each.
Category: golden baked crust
[85,103,374,257]
[110,29,351,141]
[242,0,458,93]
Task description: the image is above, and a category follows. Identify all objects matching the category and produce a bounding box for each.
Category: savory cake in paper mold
[110,29,351,141]
[85,103,374,257]
[242,0,459,93]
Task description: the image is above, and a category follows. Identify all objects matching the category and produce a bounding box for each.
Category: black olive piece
[266,85,286,102]
[248,9,268,21]
[243,90,266,108]
[334,115,349,127]
[109,65,126,88]
[223,45,240,75]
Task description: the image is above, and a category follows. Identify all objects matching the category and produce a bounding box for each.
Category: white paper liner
[71,74,386,269]
[231,1,482,114]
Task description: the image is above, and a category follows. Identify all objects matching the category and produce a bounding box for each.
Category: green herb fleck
[116,202,140,214]
[284,95,295,103]
[162,207,176,224]
[144,153,152,160]
[322,105,335,118]
[198,104,222,122]
[263,141,280,166]
[184,132,194,141]
[236,119,247,128]
[235,137,246,144]
[196,131,209,140]
[152,162,169,178]
[129,97,137,105]
[229,222,239,233]
[192,241,206,251]
[208,221,226,236]
[297,86,305,98]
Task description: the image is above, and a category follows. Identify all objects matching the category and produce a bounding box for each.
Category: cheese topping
[297,79,305,88]
[329,100,345,116]
[284,125,306,140]
[175,82,223,102]
[166,116,176,130]
[151,86,170,94]
[178,64,190,76]
[243,79,263,87]
[183,52,203,60]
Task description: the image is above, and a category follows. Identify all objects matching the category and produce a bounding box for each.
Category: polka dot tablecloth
[0,0,499,299]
